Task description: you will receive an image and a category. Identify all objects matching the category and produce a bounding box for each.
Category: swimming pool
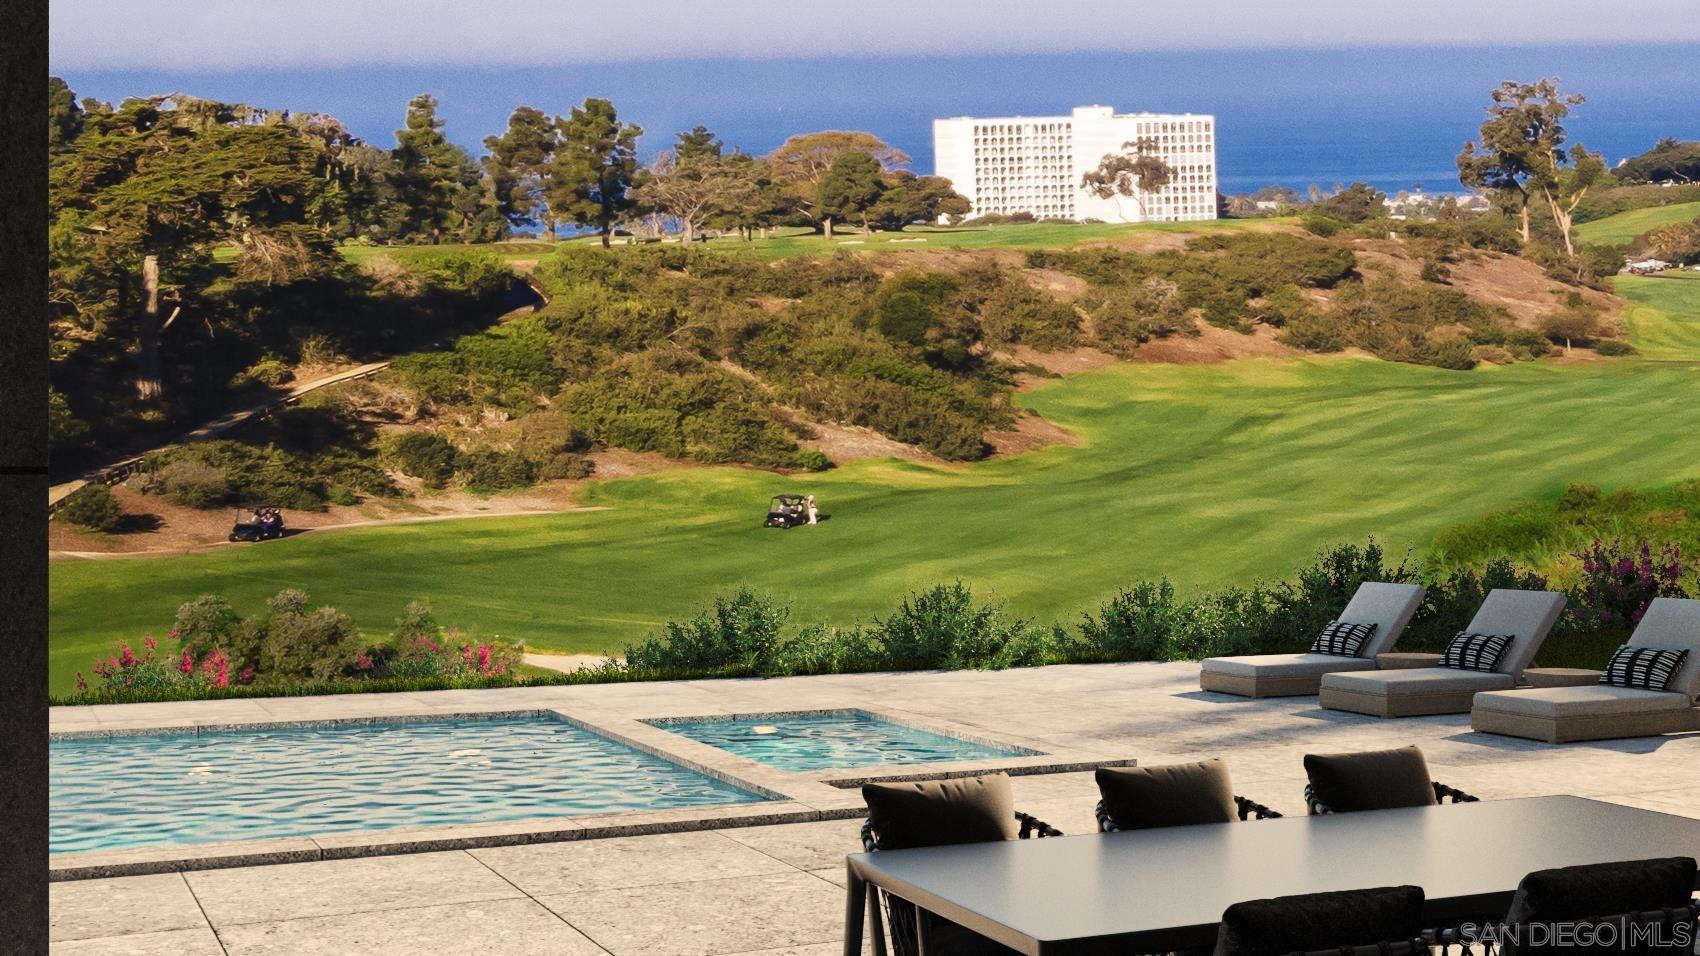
[645,711,1036,772]
[50,713,771,854]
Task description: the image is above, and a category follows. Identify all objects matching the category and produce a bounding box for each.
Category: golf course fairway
[50,346,1700,695]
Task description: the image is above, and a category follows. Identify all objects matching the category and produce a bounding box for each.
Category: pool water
[647,713,1033,772]
[50,715,769,854]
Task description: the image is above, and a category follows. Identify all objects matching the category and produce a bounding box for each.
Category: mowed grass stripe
[1574,201,1700,247]
[49,354,1700,694]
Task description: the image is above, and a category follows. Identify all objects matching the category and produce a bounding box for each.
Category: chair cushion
[1303,746,1438,812]
[1463,589,1568,676]
[1337,582,1427,658]
[1440,632,1513,672]
[1203,653,1379,679]
[1628,598,1700,698]
[1312,621,1376,657]
[1504,857,1697,924]
[1096,759,1237,830]
[1472,684,1695,719]
[1322,667,1516,696]
[862,773,1016,850]
[1601,646,1690,692]
[1214,885,1425,956]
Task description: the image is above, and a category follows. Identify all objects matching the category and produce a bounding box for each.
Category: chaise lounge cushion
[1096,759,1237,830]
[1322,667,1515,696]
[1203,653,1379,680]
[1625,598,1700,700]
[862,772,1017,850]
[1472,684,1694,719]
[1303,746,1438,812]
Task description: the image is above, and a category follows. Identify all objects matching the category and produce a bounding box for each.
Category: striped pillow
[1599,646,1689,692]
[1311,621,1376,657]
[1439,632,1512,672]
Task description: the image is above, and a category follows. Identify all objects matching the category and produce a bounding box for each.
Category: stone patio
[48,661,1700,954]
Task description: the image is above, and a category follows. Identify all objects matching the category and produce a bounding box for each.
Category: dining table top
[844,795,1700,954]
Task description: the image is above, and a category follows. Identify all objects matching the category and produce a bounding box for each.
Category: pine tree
[482,106,559,235]
[549,98,643,248]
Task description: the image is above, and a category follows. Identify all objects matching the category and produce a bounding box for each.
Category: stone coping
[48,698,1137,880]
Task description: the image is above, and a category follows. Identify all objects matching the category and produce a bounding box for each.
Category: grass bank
[1574,200,1700,247]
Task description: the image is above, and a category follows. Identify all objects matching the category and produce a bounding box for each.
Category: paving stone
[472,830,793,896]
[716,819,866,871]
[216,897,607,956]
[49,874,205,942]
[50,926,225,955]
[539,871,843,956]
[186,851,521,926]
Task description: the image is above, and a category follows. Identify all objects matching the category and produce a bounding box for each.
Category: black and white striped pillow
[1599,646,1689,691]
[1311,621,1376,657]
[1439,632,1513,672]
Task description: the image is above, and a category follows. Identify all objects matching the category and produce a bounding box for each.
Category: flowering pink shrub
[386,630,519,680]
[1570,538,1686,629]
[78,633,253,696]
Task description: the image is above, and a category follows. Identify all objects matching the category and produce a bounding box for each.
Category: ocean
[59,44,1700,195]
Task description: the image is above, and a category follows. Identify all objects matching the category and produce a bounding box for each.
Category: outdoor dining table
[842,795,1700,955]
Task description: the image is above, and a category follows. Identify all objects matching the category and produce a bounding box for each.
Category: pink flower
[238,667,255,684]
[143,635,157,652]
[118,644,136,668]
[75,672,88,693]
[179,648,195,675]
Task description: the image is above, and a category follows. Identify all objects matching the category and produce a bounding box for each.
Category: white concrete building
[933,105,1218,223]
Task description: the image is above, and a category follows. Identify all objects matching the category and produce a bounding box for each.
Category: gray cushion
[1323,667,1516,696]
[1214,885,1425,956]
[1628,598,1700,698]
[1472,685,1695,719]
[1203,653,1379,680]
[862,773,1016,850]
[1336,582,1427,658]
[1304,746,1438,812]
[1096,759,1237,830]
[1463,589,1567,676]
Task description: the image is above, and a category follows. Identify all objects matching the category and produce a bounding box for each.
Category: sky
[48,4,1700,195]
[48,0,1700,70]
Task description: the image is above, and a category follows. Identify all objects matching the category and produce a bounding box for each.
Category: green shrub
[1595,339,1636,356]
[1071,579,1180,662]
[326,485,359,506]
[1300,213,1347,237]
[536,453,595,480]
[148,459,232,508]
[59,483,124,532]
[455,450,536,490]
[794,449,832,472]
[381,432,458,488]
[259,589,364,683]
[624,587,791,676]
[868,582,1051,670]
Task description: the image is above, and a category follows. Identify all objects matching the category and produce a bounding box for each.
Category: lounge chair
[1093,758,1281,831]
[1198,582,1426,698]
[1471,597,1700,743]
[1318,589,1566,717]
[858,772,1059,956]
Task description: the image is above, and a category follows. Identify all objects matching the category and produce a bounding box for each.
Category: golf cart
[229,504,285,542]
[764,494,809,529]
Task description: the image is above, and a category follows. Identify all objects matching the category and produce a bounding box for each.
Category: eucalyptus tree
[1081,137,1173,221]
[1457,79,1588,246]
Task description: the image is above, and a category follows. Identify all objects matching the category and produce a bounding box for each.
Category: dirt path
[50,503,611,560]
[523,652,615,674]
